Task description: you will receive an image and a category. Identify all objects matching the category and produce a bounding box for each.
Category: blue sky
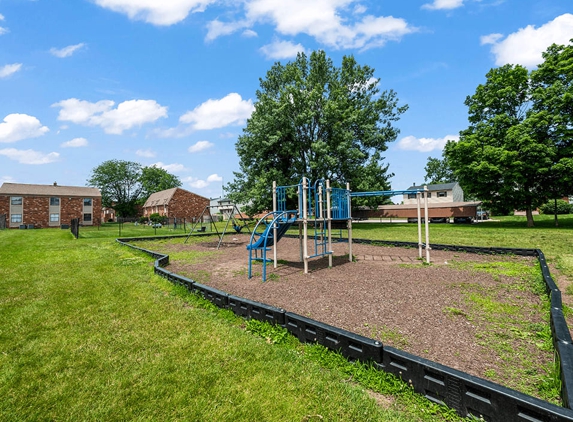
[1,0,572,202]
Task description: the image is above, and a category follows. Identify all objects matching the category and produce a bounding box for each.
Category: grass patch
[1,228,468,421]
[446,260,559,403]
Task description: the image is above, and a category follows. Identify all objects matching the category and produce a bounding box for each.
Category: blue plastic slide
[247,211,297,281]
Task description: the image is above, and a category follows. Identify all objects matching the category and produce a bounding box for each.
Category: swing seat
[233,224,243,233]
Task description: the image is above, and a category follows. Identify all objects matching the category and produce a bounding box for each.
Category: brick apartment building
[142,187,208,221]
[0,182,102,228]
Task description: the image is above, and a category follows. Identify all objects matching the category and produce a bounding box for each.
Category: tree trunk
[526,207,535,227]
[554,198,559,227]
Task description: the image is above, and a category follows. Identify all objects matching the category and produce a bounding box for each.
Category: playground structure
[184,204,251,249]
[247,178,432,281]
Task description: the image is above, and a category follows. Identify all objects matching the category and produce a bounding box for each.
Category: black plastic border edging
[117,236,573,422]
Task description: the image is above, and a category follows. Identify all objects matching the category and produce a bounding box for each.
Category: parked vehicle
[453,216,473,224]
[477,210,490,220]
[429,217,450,223]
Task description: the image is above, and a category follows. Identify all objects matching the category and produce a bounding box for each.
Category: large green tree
[140,165,182,199]
[529,40,573,204]
[87,160,181,217]
[227,50,407,215]
[424,152,456,185]
[444,40,573,228]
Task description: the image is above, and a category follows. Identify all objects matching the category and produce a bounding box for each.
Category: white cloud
[206,19,249,42]
[422,0,463,10]
[396,134,459,152]
[260,39,306,59]
[0,13,7,35]
[0,63,22,78]
[188,140,214,153]
[0,148,59,164]
[480,33,503,45]
[50,43,86,58]
[183,173,221,189]
[0,175,16,184]
[242,29,258,38]
[53,98,168,134]
[0,114,49,143]
[136,148,156,158]
[151,162,189,173]
[484,14,573,68]
[208,0,416,50]
[180,93,254,130]
[61,137,88,148]
[93,0,215,26]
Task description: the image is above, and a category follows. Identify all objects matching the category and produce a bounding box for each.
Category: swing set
[184,204,252,249]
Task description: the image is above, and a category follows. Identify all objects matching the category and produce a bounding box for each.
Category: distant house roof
[0,182,101,197]
[406,182,459,191]
[377,201,481,210]
[143,187,208,208]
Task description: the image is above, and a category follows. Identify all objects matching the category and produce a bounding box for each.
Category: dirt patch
[143,234,557,401]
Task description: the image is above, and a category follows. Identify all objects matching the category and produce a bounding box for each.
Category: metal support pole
[347,182,352,262]
[417,192,422,260]
[327,180,333,267]
[424,185,431,263]
[303,178,309,274]
[273,181,277,268]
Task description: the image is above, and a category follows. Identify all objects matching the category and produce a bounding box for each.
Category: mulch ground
[154,233,555,400]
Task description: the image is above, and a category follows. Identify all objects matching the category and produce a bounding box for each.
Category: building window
[427,192,432,198]
[50,197,60,206]
[407,193,416,199]
[50,213,59,222]
[83,198,92,207]
[11,214,22,223]
[437,191,447,198]
[83,213,92,222]
[11,196,22,205]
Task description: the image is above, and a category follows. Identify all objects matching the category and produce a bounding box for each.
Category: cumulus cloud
[0,13,8,35]
[483,14,573,68]
[0,63,22,78]
[179,93,254,130]
[93,0,215,26]
[183,173,222,189]
[0,114,49,143]
[53,98,168,134]
[136,148,156,158]
[151,162,189,173]
[396,134,459,152]
[50,43,86,58]
[0,175,16,184]
[61,137,88,148]
[0,148,59,164]
[188,140,214,153]
[207,0,416,50]
[422,0,464,10]
[260,39,306,59]
[206,19,250,42]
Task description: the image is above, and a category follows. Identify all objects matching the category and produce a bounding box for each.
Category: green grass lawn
[1,227,459,422]
[350,215,573,292]
[1,215,571,421]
